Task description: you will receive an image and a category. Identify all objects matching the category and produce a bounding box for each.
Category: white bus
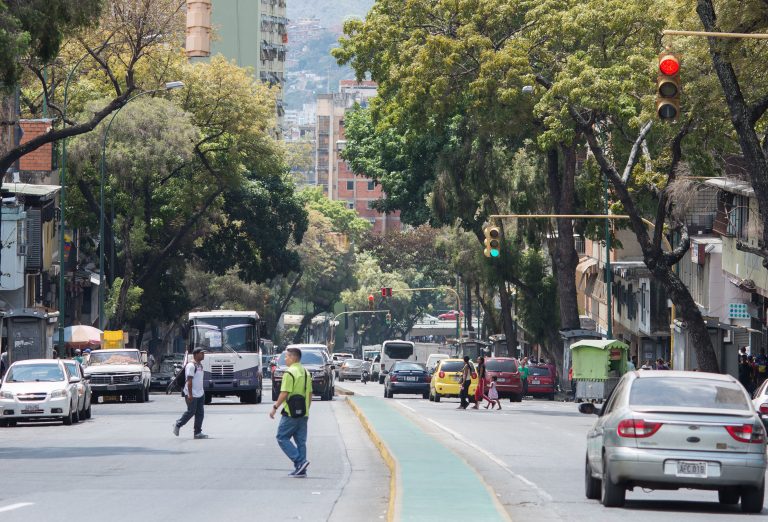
[187,311,262,404]
[377,340,416,384]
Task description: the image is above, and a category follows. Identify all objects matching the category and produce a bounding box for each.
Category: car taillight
[424,375,431,383]
[617,419,663,438]
[759,403,768,414]
[389,374,398,382]
[438,371,445,378]
[725,424,765,444]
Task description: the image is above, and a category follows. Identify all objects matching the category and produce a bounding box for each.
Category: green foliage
[105,277,143,322]
[516,250,559,344]
[299,187,371,241]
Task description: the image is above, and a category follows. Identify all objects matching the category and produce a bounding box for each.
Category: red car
[485,357,523,402]
[437,310,465,320]
[526,363,557,400]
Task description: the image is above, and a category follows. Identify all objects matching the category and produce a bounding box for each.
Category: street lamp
[57,52,93,354]
[97,81,185,330]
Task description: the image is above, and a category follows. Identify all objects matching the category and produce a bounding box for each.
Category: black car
[150,362,177,391]
[384,361,430,399]
[271,349,335,402]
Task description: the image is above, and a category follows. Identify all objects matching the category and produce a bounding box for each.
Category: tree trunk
[498,283,517,351]
[293,313,316,344]
[113,219,134,329]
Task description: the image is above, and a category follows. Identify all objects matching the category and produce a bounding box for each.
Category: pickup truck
[84,349,152,403]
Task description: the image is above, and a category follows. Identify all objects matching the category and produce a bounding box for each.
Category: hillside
[287,0,374,28]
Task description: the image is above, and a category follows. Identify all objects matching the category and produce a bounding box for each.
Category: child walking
[485,377,501,410]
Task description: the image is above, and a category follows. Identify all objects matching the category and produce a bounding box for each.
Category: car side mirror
[70,377,81,384]
[578,403,598,415]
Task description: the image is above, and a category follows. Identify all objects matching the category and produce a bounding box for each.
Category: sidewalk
[349,396,509,522]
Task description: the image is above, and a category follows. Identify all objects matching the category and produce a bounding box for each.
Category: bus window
[384,342,414,359]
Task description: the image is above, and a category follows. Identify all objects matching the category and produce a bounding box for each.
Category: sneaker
[292,470,307,478]
[194,433,209,439]
[295,460,310,475]
[173,424,180,437]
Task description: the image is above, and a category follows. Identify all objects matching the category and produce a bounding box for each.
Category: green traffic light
[490,249,500,257]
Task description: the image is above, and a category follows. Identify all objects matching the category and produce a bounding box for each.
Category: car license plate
[107,385,117,391]
[453,376,461,382]
[103,395,119,402]
[497,378,507,383]
[239,380,250,386]
[23,405,38,413]
[403,376,417,382]
[531,379,540,384]
[676,461,707,478]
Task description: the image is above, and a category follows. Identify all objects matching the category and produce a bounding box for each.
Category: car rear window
[486,359,517,372]
[393,362,425,372]
[440,361,470,372]
[528,366,550,376]
[629,377,751,410]
[277,351,325,366]
[345,360,363,367]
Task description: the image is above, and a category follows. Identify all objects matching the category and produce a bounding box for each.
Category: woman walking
[472,356,488,409]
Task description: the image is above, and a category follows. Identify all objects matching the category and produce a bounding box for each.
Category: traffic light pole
[377,287,463,340]
[663,29,768,39]
[327,310,391,352]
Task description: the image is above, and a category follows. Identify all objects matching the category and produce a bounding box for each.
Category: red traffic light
[381,287,392,297]
[659,54,679,76]
[368,294,375,302]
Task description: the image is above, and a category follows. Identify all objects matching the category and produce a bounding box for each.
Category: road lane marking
[0,503,34,513]
[425,417,554,503]
[396,401,416,413]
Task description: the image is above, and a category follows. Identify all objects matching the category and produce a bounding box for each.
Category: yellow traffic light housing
[483,226,501,258]
[656,53,681,121]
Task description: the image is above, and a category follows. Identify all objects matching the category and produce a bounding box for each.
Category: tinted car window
[393,362,425,372]
[486,359,517,372]
[440,361,472,372]
[629,377,750,410]
[277,351,325,366]
[528,366,551,376]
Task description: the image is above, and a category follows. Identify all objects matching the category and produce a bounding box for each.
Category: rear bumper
[526,384,555,394]
[339,370,363,379]
[606,446,767,489]
[1,396,70,418]
[389,382,429,394]
[434,382,476,396]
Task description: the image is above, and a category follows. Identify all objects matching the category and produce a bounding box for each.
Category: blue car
[383,361,430,399]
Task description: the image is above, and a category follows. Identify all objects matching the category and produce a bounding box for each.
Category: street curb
[335,385,355,396]
[346,398,397,522]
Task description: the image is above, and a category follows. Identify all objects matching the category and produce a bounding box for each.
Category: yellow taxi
[429,358,477,402]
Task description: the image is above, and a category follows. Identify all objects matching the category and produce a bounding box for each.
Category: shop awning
[4,183,61,199]
[576,257,598,289]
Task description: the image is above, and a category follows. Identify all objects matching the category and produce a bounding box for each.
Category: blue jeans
[176,396,205,434]
[276,415,308,467]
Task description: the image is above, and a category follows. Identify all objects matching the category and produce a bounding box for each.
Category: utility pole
[604,172,613,338]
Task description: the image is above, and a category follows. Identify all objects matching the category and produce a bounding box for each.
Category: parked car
[84,349,152,403]
[62,360,92,420]
[429,359,477,402]
[271,347,335,402]
[383,361,430,399]
[437,310,464,321]
[338,359,370,381]
[150,361,177,391]
[0,359,81,426]
[485,357,523,402]
[426,353,449,374]
[332,353,353,377]
[527,363,557,400]
[580,370,767,511]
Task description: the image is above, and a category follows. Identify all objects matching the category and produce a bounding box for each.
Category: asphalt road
[339,379,768,521]
[0,387,388,522]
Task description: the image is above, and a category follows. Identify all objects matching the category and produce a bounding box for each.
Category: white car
[62,360,92,421]
[752,379,768,413]
[0,359,82,426]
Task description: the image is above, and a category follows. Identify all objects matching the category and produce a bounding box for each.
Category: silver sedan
[580,370,767,512]
[338,359,370,381]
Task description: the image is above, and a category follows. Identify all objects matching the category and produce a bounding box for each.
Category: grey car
[338,359,370,381]
[580,370,767,512]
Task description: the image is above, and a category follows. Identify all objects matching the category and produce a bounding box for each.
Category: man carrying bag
[269,347,313,477]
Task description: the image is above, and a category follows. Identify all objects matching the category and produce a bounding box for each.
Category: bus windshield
[190,317,258,353]
[384,342,413,359]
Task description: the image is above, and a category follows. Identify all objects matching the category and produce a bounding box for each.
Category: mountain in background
[287,0,374,29]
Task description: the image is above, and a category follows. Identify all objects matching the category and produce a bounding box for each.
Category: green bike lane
[349,396,509,522]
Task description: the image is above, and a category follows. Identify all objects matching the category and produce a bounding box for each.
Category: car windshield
[529,366,550,376]
[277,351,325,366]
[63,362,79,377]
[440,361,471,372]
[190,317,258,353]
[629,377,751,411]
[6,364,65,382]
[384,342,413,359]
[88,351,141,365]
[486,359,517,372]
[344,360,363,367]
[158,362,177,373]
[393,362,425,372]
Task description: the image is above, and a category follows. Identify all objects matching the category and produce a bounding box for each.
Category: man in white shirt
[173,348,208,439]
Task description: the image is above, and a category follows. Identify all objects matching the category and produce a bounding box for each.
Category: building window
[347,201,354,209]
[367,180,375,191]
[346,180,354,191]
[640,282,647,324]
[368,218,376,224]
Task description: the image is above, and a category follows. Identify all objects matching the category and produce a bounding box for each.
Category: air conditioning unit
[17,244,27,256]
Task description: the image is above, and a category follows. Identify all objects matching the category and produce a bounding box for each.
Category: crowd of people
[738,350,768,395]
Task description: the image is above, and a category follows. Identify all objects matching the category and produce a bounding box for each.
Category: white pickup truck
[84,349,152,403]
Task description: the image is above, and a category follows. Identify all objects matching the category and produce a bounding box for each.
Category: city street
[339,380,768,521]
[0,387,388,522]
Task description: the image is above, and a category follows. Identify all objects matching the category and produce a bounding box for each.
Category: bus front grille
[211,364,235,380]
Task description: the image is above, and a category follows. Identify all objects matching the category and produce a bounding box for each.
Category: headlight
[0,391,13,399]
[50,389,67,398]
[133,376,140,382]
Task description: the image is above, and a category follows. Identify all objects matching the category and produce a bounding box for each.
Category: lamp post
[57,52,92,353]
[97,81,184,330]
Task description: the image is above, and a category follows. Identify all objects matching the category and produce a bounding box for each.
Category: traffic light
[483,226,501,258]
[656,52,681,121]
[381,287,392,297]
[368,294,375,310]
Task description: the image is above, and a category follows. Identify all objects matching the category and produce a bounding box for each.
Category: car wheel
[512,393,523,402]
[741,481,765,513]
[434,392,441,403]
[0,420,7,427]
[383,386,388,398]
[422,392,429,400]
[718,488,740,505]
[144,387,150,402]
[136,387,146,403]
[428,391,434,402]
[272,387,279,402]
[85,405,92,420]
[600,457,625,507]
[72,406,80,424]
[63,409,73,426]
[585,455,601,500]
[255,389,262,404]
[339,377,344,382]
